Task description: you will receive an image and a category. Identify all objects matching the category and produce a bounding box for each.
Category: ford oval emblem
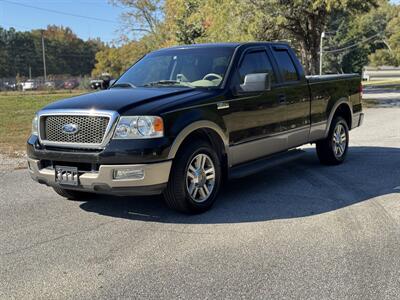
[62,123,79,134]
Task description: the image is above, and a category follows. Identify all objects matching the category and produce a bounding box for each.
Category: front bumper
[28,158,172,196]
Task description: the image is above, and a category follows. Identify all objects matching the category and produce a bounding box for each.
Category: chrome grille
[43,115,110,145]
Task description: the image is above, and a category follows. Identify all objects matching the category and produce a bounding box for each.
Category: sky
[0,0,126,43]
[1,0,400,44]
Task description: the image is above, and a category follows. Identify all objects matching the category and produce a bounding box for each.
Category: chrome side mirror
[240,73,271,92]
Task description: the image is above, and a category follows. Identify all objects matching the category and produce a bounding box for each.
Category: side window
[272,49,299,82]
[238,51,275,84]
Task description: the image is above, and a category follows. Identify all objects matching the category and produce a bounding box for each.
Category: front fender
[163,106,229,159]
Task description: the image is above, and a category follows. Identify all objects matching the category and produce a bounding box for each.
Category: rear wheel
[163,140,222,214]
[52,187,93,200]
[316,116,349,165]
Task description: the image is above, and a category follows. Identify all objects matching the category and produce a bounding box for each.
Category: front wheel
[316,116,349,165]
[163,140,222,214]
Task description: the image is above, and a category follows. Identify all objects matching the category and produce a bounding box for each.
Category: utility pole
[29,65,32,80]
[41,30,47,82]
[319,31,325,75]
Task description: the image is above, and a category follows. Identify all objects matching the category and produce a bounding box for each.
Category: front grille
[43,115,110,145]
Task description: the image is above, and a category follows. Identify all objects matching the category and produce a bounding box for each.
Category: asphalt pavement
[362,86,400,107]
[1,108,400,299]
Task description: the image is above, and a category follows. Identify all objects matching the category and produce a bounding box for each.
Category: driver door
[222,48,287,165]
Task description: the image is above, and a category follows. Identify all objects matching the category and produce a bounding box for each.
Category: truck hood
[42,87,204,114]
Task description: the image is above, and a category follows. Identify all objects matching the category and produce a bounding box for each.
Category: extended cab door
[270,45,311,148]
[224,47,287,166]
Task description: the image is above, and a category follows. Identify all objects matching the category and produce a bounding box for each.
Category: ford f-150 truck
[27,42,364,213]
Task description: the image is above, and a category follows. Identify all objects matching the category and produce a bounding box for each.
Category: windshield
[115,47,234,89]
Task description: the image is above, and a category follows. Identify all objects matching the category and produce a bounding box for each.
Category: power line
[0,0,121,24]
[324,33,383,54]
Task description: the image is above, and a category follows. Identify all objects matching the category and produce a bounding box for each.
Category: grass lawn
[0,90,86,155]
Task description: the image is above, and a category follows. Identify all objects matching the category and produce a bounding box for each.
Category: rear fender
[324,99,353,137]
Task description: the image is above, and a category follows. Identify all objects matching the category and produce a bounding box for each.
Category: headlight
[32,114,39,136]
[113,116,164,139]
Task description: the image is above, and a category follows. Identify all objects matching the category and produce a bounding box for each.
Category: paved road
[363,87,400,107]
[1,108,400,299]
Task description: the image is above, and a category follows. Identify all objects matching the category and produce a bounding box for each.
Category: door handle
[278,94,287,104]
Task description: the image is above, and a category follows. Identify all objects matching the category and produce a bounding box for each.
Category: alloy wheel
[186,153,216,203]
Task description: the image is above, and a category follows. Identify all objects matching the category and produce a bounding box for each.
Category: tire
[52,186,93,200]
[316,116,349,165]
[163,140,222,214]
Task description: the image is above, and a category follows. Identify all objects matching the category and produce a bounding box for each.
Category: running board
[229,149,306,179]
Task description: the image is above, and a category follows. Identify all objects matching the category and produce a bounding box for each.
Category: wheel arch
[168,121,229,159]
[167,121,230,177]
[324,99,353,137]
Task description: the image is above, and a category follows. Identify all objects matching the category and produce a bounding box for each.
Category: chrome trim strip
[230,134,287,166]
[309,121,327,142]
[37,109,120,149]
[229,126,311,166]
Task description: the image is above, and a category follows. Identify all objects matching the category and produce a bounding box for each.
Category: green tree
[0,25,103,78]
[100,0,397,75]
[92,39,153,77]
[321,0,394,73]
[0,28,9,77]
[174,0,205,44]
[368,4,400,66]
[247,0,378,74]
[109,0,164,37]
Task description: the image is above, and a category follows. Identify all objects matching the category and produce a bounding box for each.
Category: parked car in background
[63,79,79,89]
[27,42,363,214]
[90,79,103,90]
[2,81,18,91]
[44,81,56,89]
[21,80,38,91]
[5,82,16,90]
[90,73,113,90]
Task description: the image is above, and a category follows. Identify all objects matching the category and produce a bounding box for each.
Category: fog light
[113,168,145,180]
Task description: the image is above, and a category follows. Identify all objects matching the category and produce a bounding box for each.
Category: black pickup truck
[27,42,363,213]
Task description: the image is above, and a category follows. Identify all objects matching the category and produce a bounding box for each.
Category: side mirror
[240,73,271,93]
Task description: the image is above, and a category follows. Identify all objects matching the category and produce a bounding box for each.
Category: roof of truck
[153,42,290,53]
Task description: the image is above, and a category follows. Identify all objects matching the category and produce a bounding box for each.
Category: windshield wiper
[141,80,193,87]
[111,82,136,88]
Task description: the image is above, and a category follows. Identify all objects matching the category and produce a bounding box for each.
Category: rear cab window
[271,47,300,82]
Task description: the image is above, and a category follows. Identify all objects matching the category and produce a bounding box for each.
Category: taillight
[359,83,363,102]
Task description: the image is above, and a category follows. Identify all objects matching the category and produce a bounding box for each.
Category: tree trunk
[307,14,323,75]
[309,46,320,75]
[299,40,319,75]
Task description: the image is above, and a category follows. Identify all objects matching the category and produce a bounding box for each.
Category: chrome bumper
[27,158,172,195]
